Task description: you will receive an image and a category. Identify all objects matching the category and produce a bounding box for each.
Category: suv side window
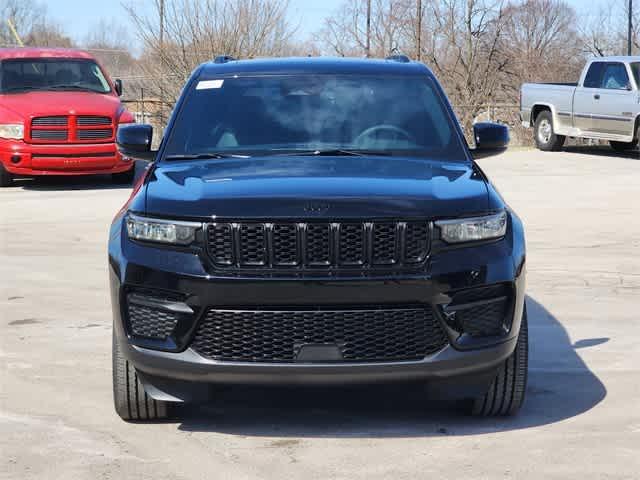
[583,62,605,88]
[600,63,630,90]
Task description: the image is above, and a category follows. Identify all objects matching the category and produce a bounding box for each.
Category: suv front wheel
[469,306,528,416]
[112,332,170,421]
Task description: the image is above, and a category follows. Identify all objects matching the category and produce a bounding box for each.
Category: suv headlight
[126,214,201,245]
[436,211,507,244]
[0,124,24,140]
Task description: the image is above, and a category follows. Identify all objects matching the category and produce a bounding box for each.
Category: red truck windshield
[0,58,111,94]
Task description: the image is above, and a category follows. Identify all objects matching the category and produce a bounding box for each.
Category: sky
[45,0,617,49]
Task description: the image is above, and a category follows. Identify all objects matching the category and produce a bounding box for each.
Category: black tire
[112,166,136,185]
[112,331,170,421]
[534,111,565,151]
[610,139,638,152]
[0,163,14,187]
[470,306,528,417]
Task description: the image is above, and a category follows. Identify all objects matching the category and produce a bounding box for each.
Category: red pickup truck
[0,48,136,187]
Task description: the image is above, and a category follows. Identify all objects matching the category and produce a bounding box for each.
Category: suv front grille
[191,306,448,363]
[206,220,430,272]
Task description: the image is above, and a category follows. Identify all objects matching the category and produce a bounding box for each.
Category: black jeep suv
[110,56,527,420]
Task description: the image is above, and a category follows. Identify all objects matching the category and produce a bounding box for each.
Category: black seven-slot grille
[191,306,448,363]
[206,221,430,271]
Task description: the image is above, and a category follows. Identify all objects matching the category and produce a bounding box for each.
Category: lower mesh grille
[191,306,448,363]
[126,291,186,340]
[456,299,510,337]
[128,303,179,339]
[444,283,513,337]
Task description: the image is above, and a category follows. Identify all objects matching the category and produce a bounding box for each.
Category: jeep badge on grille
[304,202,330,214]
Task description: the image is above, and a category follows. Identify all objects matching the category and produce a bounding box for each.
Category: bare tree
[424,0,510,134]
[124,0,297,126]
[317,0,414,57]
[500,0,583,95]
[318,0,513,132]
[82,19,139,98]
[580,0,639,56]
[0,0,44,45]
[24,20,74,47]
[1,0,73,47]
[1,0,39,44]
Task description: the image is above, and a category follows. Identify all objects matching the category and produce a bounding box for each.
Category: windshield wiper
[269,149,391,157]
[164,153,251,161]
[2,85,104,94]
[2,85,45,93]
[46,85,104,93]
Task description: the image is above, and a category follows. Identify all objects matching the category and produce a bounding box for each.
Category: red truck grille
[29,115,114,143]
[32,116,68,127]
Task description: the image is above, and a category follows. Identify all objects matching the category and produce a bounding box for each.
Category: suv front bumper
[109,213,526,402]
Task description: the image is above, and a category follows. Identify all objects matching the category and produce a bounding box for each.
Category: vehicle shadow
[561,145,639,160]
[175,296,607,437]
[13,161,146,191]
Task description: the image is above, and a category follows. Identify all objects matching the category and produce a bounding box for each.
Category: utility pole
[366,0,371,58]
[159,0,165,131]
[416,0,422,60]
[628,0,633,55]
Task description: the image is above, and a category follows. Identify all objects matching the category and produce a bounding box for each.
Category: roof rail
[385,54,411,63]
[214,55,236,64]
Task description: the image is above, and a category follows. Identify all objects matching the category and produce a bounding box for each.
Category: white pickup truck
[520,56,640,152]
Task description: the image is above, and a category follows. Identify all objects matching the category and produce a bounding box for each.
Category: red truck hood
[0,91,123,120]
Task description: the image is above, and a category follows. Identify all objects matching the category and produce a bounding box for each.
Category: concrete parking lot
[1,147,639,479]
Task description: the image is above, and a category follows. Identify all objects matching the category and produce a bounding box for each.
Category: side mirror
[472,122,509,159]
[117,124,156,161]
[114,79,123,97]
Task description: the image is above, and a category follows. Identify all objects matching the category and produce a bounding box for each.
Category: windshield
[0,58,111,94]
[164,74,466,161]
[631,63,640,88]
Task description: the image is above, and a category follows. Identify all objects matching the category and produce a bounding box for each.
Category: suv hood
[0,91,122,120]
[144,156,490,219]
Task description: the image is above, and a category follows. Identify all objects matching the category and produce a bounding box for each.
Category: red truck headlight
[0,124,24,140]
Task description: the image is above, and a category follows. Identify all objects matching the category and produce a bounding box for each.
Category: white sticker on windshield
[196,79,224,90]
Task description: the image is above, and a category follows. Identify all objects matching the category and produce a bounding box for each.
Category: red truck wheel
[0,164,14,187]
[112,167,136,185]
